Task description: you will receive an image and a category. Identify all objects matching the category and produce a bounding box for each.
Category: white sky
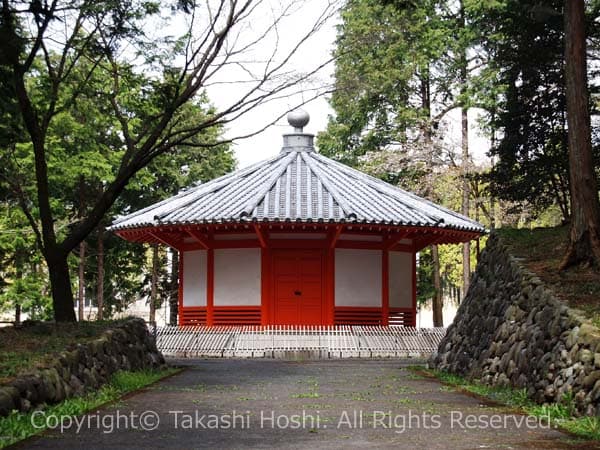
[200,0,339,168]
[199,1,490,169]
[224,94,334,169]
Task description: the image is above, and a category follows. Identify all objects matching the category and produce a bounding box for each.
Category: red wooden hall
[110,111,484,327]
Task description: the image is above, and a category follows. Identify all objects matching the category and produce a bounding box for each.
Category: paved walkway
[24,360,596,449]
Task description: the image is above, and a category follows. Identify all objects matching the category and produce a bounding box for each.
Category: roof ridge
[109,183,204,228]
[311,153,482,228]
[313,155,427,225]
[154,153,285,222]
[310,153,443,224]
[110,153,283,228]
[239,151,298,218]
[301,152,356,220]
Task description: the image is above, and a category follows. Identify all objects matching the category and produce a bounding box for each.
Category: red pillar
[382,250,389,326]
[326,247,335,325]
[207,248,214,326]
[411,251,417,327]
[260,247,271,325]
[178,251,184,326]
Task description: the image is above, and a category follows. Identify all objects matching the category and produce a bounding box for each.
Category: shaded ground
[21,359,595,449]
[498,227,600,325]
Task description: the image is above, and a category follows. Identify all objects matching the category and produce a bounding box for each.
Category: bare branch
[8,0,342,270]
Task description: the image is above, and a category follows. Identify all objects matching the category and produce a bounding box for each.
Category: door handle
[294,290,302,296]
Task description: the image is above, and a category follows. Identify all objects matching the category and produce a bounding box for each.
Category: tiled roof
[110,133,484,234]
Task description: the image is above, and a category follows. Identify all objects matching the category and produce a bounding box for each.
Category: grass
[0,320,131,384]
[497,226,600,323]
[0,368,179,448]
[419,367,600,442]
[395,386,417,394]
[291,378,320,399]
[430,369,532,408]
[347,391,372,401]
[291,392,320,399]
[302,403,332,410]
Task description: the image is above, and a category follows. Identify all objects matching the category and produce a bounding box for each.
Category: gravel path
[22,359,596,449]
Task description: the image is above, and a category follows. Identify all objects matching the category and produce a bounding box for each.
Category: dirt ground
[21,359,597,449]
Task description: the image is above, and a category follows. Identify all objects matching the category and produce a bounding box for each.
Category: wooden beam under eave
[384,229,412,251]
[329,225,343,249]
[117,229,147,242]
[414,231,463,251]
[146,231,183,250]
[389,243,414,253]
[114,230,128,240]
[186,229,210,250]
[253,223,268,249]
[412,234,439,252]
[426,236,450,250]
[428,230,481,247]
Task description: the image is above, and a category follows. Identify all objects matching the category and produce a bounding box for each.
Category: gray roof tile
[110,144,485,233]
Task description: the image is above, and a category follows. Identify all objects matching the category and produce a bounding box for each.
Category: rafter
[385,230,412,251]
[329,225,343,249]
[253,223,268,248]
[147,231,183,250]
[413,233,449,252]
[186,229,210,250]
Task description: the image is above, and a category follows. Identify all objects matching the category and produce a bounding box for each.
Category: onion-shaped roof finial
[287,109,310,132]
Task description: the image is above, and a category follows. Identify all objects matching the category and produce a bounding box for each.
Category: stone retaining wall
[430,233,600,416]
[0,318,165,417]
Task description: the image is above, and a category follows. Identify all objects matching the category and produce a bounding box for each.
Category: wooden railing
[155,325,446,358]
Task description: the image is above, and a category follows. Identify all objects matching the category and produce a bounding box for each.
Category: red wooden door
[272,250,323,325]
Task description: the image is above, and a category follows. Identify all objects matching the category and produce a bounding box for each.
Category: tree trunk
[150,244,159,324]
[459,0,471,298]
[14,247,24,324]
[169,249,179,325]
[14,74,78,322]
[461,106,471,295]
[77,176,86,321]
[490,115,496,230]
[78,241,86,321]
[420,73,444,326]
[31,261,41,320]
[14,266,22,325]
[96,226,104,320]
[14,303,21,324]
[47,252,77,322]
[431,245,443,327]
[560,0,600,269]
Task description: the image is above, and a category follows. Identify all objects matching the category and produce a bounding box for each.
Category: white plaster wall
[182,250,207,306]
[335,249,382,306]
[389,251,413,308]
[214,248,261,306]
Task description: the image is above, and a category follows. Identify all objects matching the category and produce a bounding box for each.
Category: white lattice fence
[154,325,446,359]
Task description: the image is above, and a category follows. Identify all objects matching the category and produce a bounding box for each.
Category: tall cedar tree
[561,0,600,268]
[479,0,571,218]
